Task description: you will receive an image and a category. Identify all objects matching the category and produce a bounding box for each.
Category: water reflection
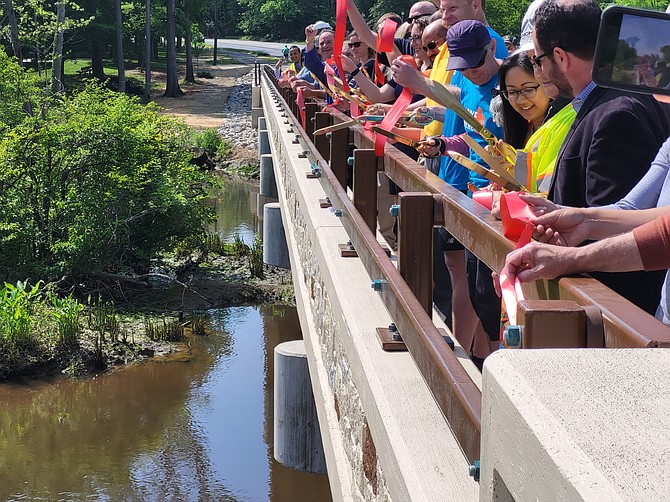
[0,306,331,501]
[207,177,260,246]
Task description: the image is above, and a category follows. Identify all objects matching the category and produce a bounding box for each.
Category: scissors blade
[428,81,516,163]
[448,151,523,192]
[371,126,422,148]
[313,115,384,136]
[461,135,527,191]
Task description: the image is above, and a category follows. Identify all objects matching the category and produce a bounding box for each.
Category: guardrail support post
[304,103,318,140]
[329,128,350,190]
[314,112,332,161]
[353,149,378,234]
[515,300,597,348]
[398,192,434,317]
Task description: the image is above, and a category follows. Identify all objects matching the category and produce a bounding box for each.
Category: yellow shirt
[425,44,453,137]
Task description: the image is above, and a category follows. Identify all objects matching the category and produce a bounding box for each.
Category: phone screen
[593,6,670,96]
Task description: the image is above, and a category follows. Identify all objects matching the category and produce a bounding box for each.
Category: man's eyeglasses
[501,84,540,101]
[350,41,363,48]
[407,14,426,23]
[530,49,552,67]
[422,37,446,53]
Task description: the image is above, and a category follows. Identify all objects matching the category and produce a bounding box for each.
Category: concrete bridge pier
[251,86,263,129]
[274,340,326,474]
[259,120,270,157]
[263,202,290,269]
[260,154,278,199]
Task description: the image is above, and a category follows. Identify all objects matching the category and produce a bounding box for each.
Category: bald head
[423,19,447,42]
[409,1,438,19]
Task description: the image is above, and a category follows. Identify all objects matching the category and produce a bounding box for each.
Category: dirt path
[144,65,253,129]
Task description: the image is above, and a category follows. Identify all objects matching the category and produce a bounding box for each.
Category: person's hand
[417,137,440,157]
[340,54,358,73]
[490,191,503,219]
[366,103,391,115]
[518,193,559,217]
[305,25,317,43]
[501,242,578,284]
[391,57,426,93]
[530,207,590,247]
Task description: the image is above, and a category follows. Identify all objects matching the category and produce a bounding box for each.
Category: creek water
[0,179,332,501]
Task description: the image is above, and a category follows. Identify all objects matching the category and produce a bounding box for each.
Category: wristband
[349,65,362,78]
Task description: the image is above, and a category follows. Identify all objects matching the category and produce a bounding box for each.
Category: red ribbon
[374,55,416,156]
[472,191,494,210]
[499,224,533,326]
[500,191,536,242]
[375,19,397,85]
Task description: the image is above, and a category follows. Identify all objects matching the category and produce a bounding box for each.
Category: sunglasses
[422,37,445,53]
[407,14,425,23]
[350,41,363,48]
[530,49,553,68]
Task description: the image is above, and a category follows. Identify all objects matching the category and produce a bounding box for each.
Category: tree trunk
[164,0,183,97]
[52,3,66,94]
[115,0,126,93]
[91,27,105,79]
[144,0,152,101]
[5,0,22,65]
[184,4,194,83]
[213,0,218,66]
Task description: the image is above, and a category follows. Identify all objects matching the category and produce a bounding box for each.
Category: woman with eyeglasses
[496,51,576,193]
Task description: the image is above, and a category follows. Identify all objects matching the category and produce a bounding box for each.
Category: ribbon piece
[498,223,533,326]
[296,87,305,127]
[499,191,536,241]
[472,190,494,210]
[374,54,416,156]
[375,18,396,85]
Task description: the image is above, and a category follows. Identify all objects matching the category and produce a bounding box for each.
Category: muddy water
[0,305,332,501]
[0,179,333,501]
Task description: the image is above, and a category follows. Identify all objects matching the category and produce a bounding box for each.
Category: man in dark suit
[532,0,670,314]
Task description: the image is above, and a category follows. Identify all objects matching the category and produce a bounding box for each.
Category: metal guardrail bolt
[310,163,321,177]
[389,204,400,217]
[389,323,402,342]
[503,325,522,348]
[333,209,343,217]
[371,279,386,291]
[311,117,316,123]
[347,157,354,166]
[326,132,332,139]
[347,240,355,250]
[468,460,480,482]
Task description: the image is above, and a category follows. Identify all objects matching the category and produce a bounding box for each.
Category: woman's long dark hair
[498,51,542,149]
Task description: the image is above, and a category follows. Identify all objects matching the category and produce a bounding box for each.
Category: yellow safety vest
[513,103,577,193]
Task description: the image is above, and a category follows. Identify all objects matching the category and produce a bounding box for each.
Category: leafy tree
[486,0,531,40]
[164,0,183,96]
[0,55,213,281]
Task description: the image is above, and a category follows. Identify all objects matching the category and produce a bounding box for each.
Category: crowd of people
[274,0,670,370]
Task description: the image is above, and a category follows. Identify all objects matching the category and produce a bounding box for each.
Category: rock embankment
[218,70,259,173]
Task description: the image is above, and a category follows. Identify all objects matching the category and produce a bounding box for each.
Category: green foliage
[486,0,531,40]
[248,234,264,279]
[144,317,183,342]
[192,128,232,158]
[0,280,86,373]
[0,59,214,281]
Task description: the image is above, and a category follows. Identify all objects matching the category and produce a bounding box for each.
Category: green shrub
[0,79,214,281]
[192,128,232,158]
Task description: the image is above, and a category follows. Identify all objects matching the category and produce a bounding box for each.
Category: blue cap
[446,20,491,70]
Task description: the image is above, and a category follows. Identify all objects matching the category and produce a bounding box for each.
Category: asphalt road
[205,38,291,59]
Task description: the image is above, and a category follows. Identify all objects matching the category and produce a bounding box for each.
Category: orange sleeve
[633,214,670,271]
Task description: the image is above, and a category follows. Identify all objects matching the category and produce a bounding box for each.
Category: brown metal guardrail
[260,64,670,465]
